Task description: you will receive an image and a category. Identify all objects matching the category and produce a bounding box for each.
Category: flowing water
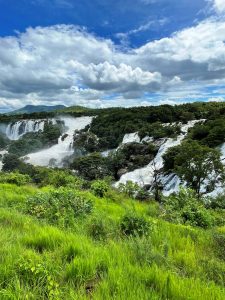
[116,120,202,191]
[6,120,46,140]
[24,116,93,167]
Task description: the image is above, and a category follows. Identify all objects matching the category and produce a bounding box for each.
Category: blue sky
[0,0,225,111]
[0,0,208,46]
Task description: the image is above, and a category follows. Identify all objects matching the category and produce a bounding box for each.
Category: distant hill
[8,105,66,115]
[57,105,94,114]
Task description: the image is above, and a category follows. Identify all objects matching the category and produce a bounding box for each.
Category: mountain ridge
[8,104,66,115]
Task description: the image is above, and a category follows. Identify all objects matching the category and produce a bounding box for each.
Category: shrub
[0,172,31,186]
[181,202,213,228]
[207,194,225,209]
[91,180,109,197]
[135,188,150,201]
[26,188,93,226]
[18,259,60,299]
[120,213,150,237]
[163,188,214,228]
[118,181,140,198]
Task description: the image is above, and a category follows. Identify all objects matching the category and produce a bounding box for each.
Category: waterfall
[116,120,203,190]
[25,116,93,167]
[6,120,46,140]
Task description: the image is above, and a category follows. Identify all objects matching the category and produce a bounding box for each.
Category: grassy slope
[0,183,225,299]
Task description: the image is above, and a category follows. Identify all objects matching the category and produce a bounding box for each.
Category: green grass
[0,183,224,299]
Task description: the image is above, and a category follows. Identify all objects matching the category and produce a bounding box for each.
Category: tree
[71,152,110,180]
[2,153,22,172]
[151,159,163,202]
[174,141,224,198]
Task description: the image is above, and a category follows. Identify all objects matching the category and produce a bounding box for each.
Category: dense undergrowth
[0,173,224,299]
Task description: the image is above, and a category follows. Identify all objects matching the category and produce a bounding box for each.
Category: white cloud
[208,96,225,102]
[213,0,225,13]
[115,18,167,46]
[70,61,162,92]
[1,17,225,110]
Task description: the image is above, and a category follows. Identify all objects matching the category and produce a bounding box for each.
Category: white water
[6,120,46,140]
[122,132,140,144]
[0,150,8,171]
[116,120,202,189]
[25,116,93,167]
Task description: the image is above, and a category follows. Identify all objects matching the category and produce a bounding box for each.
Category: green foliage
[139,122,181,140]
[0,182,225,299]
[118,181,150,201]
[44,169,84,188]
[164,140,224,197]
[120,212,150,237]
[163,188,214,228]
[91,180,109,197]
[2,153,23,172]
[189,118,225,147]
[87,216,108,241]
[163,145,182,173]
[73,131,100,153]
[207,193,225,209]
[0,172,31,186]
[26,188,93,226]
[18,259,60,299]
[87,102,225,150]
[0,132,9,150]
[71,152,110,180]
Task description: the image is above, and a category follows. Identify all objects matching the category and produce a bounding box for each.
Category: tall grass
[0,183,224,299]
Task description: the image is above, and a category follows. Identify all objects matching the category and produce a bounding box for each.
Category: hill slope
[0,180,224,299]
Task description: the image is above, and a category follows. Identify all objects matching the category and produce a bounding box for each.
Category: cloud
[208,96,225,102]
[133,19,225,78]
[70,61,162,92]
[213,0,225,13]
[1,17,225,111]
[115,18,168,46]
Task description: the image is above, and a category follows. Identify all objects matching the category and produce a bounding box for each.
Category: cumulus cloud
[70,61,162,92]
[1,16,225,111]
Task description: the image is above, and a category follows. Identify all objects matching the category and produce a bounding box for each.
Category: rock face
[117,168,128,178]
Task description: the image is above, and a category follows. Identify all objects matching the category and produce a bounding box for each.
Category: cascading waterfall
[6,120,46,140]
[116,120,203,193]
[25,116,93,167]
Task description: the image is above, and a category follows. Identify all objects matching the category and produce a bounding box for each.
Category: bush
[91,180,109,197]
[120,213,150,237]
[207,194,225,209]
[0,172,31,186]
[181,202,213,228]
[118,181,140,198]
[163,188,214,228]
[26,188,93,226]
[118,181,150,200]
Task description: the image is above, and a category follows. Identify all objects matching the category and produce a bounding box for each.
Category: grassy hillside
[0,181,225,299]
